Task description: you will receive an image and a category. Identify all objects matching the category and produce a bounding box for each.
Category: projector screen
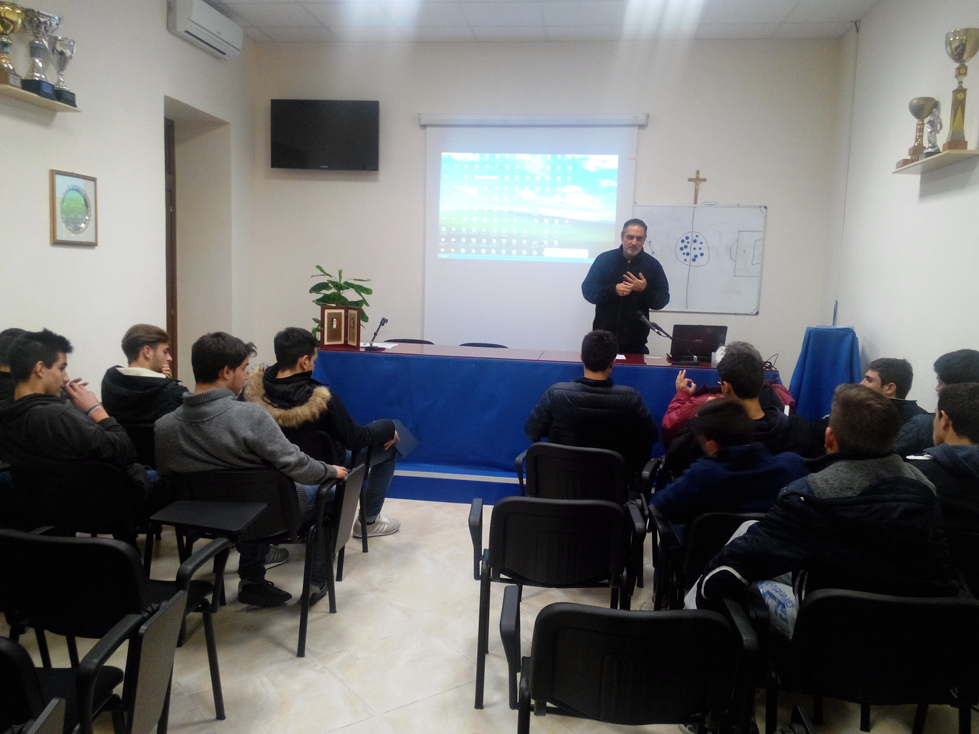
[423,125,638,351]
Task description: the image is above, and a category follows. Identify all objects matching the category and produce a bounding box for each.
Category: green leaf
[350,277,371,283]
[314,265,330,276]
[348,284,373,296]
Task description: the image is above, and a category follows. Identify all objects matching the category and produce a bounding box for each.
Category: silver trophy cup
[22,8,59,81]
[48,35,74,104]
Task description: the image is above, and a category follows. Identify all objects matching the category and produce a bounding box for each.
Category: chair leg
[912,703,928,734]
[336,546,345,582]
[500,585,522,710]
[860,702,871,732]
[67,635,80,667]
[765,668,778,734]
[298,533,314,658]
[812,695,823,724]
[202,608,226,720]
[359,488,369,553]
[143,523,155,576]
[475,564,490,709]
[211,548,230,613]
[35,628,52,669]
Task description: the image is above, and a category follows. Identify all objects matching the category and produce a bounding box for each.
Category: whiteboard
[632,205,767,315]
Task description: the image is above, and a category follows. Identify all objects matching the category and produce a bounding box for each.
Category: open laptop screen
[669,325,728,363]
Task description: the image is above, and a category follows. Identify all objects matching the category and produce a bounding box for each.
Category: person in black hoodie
[860,357,928,425]
[907,382,979,593]
[242,327,401,538]
[0,328,27,404]
[101,324,188,424]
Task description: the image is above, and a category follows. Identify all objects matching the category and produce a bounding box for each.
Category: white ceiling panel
[784,0,879,23]
[384,2,470,27]
[242,25,272,40]
[542,2,627,27]
[304,2,396,27]
[774,21,854,38]
[472,25,548,40]
[546,25,626,41]
[261,25,339,41]
[701,0,793,25]
[226,3,321,27]
[328,25,408,39]
[462,2,544,27]
[694,22,779,39]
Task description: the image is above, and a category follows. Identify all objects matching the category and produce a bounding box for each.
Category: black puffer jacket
[525,377,657,477]
[101,367,189,424]
[698,454,955,607]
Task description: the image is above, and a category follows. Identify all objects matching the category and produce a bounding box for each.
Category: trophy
[924,101,943,157]
[943,28,979,151]
[48,35,74,106]
[896,97,937,168]
[0,2,23,88]
[20,7,59,100]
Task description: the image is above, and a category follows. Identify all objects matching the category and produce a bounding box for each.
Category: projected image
[438,153,618,263]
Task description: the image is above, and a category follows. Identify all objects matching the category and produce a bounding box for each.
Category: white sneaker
[353,514,401,538]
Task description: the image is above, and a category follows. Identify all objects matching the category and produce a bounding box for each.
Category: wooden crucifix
[688,169,707,204]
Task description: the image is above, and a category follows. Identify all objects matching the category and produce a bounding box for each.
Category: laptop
[668,325,728,364]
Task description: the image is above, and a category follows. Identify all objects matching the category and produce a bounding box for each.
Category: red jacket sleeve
[662,392,708,445]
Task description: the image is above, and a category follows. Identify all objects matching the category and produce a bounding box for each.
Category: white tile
[243,25,274,40]
[784,0,879,24]
[542,1,626,27]
[328,25,408,39]
[463,1,544,27]
[545,25,623,41]
[384,2,470,27]
[226,2,321,26]
[701,0,794,25]
[261,25,339,40]
[303,2,397,27]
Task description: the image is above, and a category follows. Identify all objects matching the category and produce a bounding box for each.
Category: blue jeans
[347,443,397,522]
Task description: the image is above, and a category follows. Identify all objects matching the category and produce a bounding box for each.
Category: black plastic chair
[169,466,362,656]
[9,462,154,572]
[649,510,766,610]
[120,423,157,469]
[0,585,187,734]
[0,528,230,724]
[764,588,979,734]
[459,342,507,348]
[516,600,758,733]
[384,338,433,344]
[468,496,639,709]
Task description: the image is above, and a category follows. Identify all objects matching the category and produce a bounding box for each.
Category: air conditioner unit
[167,0,243,59]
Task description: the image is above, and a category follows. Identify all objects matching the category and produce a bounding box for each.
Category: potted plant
[309,266,372,339]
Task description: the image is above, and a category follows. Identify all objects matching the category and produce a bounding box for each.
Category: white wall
[0,0,253,393]
[248,39,843,379]
[827,0,979,411]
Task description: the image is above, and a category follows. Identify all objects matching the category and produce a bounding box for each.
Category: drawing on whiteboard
[676,232,709,267]
[633,204,767,315]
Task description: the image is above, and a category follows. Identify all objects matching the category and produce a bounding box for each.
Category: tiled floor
[7,497,976,733]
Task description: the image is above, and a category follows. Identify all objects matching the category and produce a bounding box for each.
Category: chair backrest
[121,424,157,468]
[282,429,343,464]
[332,464,366,550]
[528,602,741,725]
[488,496,630,588]
[123,591,188,734]
[524,443,629,504]
[170,468,303,543]
[791,589,979,706]
[0,637,47,729]
[384,338,433,344]
[0,530,148,639]
[681,512,767,582]
[10,462,141,539]
[459,342,507,348]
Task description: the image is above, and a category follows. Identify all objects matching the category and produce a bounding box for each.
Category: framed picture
[320,306,346,346]
[50,170,98,246]
[346,308,361,347]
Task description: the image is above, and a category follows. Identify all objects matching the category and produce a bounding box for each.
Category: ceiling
[204,0,880,43]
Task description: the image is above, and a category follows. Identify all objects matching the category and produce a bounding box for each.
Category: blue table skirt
[313,350,778,475]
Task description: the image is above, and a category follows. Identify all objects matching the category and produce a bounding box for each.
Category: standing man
[581,218,670,354]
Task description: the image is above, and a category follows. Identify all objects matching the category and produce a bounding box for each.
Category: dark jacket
[0,372,13,403]
[909,444,979,593]
[101,366,189,425]
[893,398,928,425]
[525,376,657,478]
[650,443,809,523]
[895,412,935,457]
[698,453,955,607]
[581,246,669,349]
[0,393,137,469]
[241,366,395,453]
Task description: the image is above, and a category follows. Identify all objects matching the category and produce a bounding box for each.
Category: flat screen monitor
[270,99,379,171]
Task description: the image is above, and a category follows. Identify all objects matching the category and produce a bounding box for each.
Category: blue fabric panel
[789,326,862,423]
[386,473,516,506]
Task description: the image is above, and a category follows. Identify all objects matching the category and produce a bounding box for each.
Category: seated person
[524,329,657,482]
[241,327,401,539]
[907,382,979,593]
[696,384,955,628]
[650,398,808,532]
[896,349,979,456]
[155,332,348,608]
[0,328,26,403]
[101,324,189,424]
[0,329,149,493]
[662,342,823,479]
[860,357,927,425]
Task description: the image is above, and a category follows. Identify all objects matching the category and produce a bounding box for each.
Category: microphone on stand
[364,317,388,352]
[636,311,700,363]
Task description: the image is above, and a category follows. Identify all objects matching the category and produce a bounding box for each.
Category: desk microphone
[636,311,700,363]
[364,317,388,352]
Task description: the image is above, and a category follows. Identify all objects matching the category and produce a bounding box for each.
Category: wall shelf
[893,149,979,175]
[0,83,80,112]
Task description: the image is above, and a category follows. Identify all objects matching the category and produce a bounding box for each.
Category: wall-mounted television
[270,99,379,171]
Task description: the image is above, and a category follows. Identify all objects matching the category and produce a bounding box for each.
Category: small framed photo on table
[320,307,346,347]
[346,308,361,347]
[50,170,97,246]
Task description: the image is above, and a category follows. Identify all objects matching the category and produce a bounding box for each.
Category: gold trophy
[943,28,979,151]
[0,2,24,88]
[897,97,937,168]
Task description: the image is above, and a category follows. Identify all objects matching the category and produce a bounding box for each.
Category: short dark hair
[7,329,73,383]
[190,332,256,384]
[0,328,27,368]
[867,358,914,399]
[717,341,764,399]
[689,398,756,449]
[937,383,979,443]
[621,218,647,236]
[121,324,170,363]
[274,327,318,370]
[935,349,979,386]
[828,384,902,455]
[581,330,618,372]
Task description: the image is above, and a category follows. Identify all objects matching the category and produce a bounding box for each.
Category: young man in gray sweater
[155,332,347,608]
